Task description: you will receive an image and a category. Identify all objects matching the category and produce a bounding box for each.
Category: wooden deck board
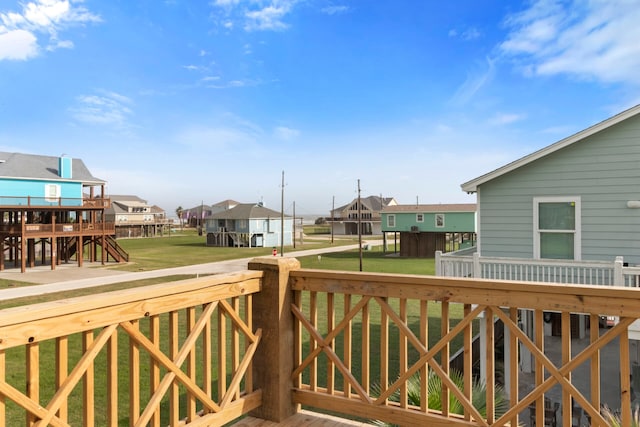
[232,410,372,426]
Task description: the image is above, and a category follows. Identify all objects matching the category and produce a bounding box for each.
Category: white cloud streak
[69,91,134,127]
[500,0,640,85]
[0,0,100,61]
[211,0,298,32]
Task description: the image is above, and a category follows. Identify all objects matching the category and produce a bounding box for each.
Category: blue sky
[1,0,640,217]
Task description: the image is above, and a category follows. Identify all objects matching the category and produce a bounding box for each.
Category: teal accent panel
[0,178,83,206]
[59,157,72,179]
[381,212,475,232]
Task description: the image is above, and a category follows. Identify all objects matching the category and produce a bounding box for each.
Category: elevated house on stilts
[0,152,128,272]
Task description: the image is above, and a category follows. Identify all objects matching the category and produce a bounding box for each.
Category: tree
[175,206,183,231]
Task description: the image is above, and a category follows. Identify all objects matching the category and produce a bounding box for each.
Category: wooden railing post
[248,256,301,422]
[614,256,624,286]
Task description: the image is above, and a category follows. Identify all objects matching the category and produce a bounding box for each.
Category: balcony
[0,196,110,209]
[0,222,116,237]
[0,257,637,426]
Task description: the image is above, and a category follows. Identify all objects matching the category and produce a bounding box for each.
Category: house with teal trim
[204,202,293,248]
[381,204,476,257]
[0,152,127,272]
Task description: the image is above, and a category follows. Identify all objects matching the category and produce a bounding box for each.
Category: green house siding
[478,114,640,264]
[382,212,475,233]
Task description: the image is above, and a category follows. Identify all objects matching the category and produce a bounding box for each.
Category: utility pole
[358,179,363,272]
[280,170,285,257]
[331,196,335,244]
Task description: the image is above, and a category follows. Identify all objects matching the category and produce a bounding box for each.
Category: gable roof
[461,104,640,193]
[383,203,476,213]
[334,196,396,212]
[0,152,105,184]
[209,203,289,220]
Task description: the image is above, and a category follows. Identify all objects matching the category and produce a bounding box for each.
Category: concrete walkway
[0,243,366,301]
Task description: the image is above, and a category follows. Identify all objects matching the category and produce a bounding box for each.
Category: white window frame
[435,213,445,228]
[387,214,395,228]
[416,213,424,223]
[45,184,60,202]
[533,196,581,260]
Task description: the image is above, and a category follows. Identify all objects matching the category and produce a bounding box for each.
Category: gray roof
[209,203,288,220]
[383,203,476,213]
[334,196,395,212]
[0,152,105,184]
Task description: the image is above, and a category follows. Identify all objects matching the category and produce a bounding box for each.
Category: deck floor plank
[232,410,372,426]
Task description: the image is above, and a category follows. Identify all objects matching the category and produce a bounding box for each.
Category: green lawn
[298,247,435,275]
[0,233,462,425]
[110,230,359,272]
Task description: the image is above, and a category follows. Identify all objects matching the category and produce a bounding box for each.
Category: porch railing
[0,269,263,426]
[0,196,110,209]
[1,257,640,426]
[436,251,640,287]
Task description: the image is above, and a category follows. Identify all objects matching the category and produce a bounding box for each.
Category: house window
[435,214,445,228]
[416,214,424,223]
[387,214,395,228]
[534,197,581,260]
[45,184,60,202]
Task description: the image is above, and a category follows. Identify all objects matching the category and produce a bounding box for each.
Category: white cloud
[274,126,300,141]
[450,57,496,105]
[0,29,38,60]
[500,0,640,85]
[449,26,481,41]
[69,91,133,127]
[211,0,297,32]
[488,112,526,126]
[321,5,349,15]
[0,0,100,61]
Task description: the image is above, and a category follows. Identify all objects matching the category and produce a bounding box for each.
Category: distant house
[104,195,169,238]
[381,204,476,257]
[184,199,239,228]
[461,104,640,265]
[204,202,293,248]
[331,196,397,235]
[0,152,127,272]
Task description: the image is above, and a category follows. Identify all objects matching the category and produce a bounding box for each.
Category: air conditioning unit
[410,226,419,233]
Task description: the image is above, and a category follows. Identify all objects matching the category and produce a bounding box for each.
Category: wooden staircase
[67,235,129,263]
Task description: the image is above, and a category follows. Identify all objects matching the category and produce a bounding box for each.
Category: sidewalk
[0,243,363,301]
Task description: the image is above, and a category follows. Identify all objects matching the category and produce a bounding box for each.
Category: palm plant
[601,405,640,427]
[372,369,510,426]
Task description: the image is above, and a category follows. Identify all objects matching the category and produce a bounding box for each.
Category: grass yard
[110,229,360,272]
[298,244,436,276]
[0,232,469,425]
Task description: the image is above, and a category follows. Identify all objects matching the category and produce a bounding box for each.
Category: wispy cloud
[274,126,300,141]
[488,112,526,126]
[321,5,349,15]
[69,91,133,128]
[211,0,298,32]
[500,0,640,85]
[448,26,481,41]
[0,0,101,61]
[450,57,496,106]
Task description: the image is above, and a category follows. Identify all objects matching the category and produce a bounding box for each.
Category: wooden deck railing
[0,270,264,426]
[0,222,116,236]
[288,267,640,426]
[0,196,110,209]
[1,257,639,426]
